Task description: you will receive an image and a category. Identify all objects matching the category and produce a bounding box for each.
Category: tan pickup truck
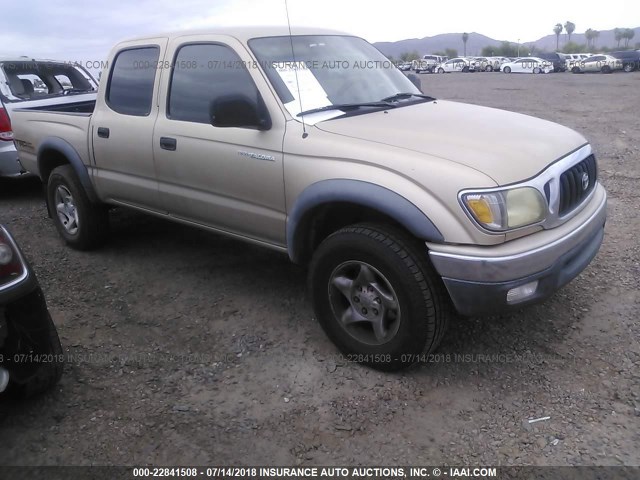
[10,27,607,370]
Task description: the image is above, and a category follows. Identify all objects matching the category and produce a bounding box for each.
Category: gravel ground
[1,71,639,467]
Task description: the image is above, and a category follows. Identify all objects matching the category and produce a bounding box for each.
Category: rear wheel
[485,65,493,72]
[503,66,511,73]
[47,165,109,250]
[601,65,611,74]
[572,66,580,73]
[533,67,541,74]
[309,224,451,371]
[623,63,634,73]
[438,67,445,74]
[462,66,469,72]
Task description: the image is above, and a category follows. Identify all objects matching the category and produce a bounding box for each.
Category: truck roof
[119,25,350,44]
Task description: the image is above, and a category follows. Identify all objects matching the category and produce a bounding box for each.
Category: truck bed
[11,99,96,177]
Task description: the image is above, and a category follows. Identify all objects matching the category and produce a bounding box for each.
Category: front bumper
[428,184,607,316]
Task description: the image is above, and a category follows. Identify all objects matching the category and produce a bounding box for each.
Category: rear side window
[107,47,159,116]
[168,43,259,124]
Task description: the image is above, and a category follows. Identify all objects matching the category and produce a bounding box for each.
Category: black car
[610,50,640,72]
[536,52,566,72]
[0,225,63,400]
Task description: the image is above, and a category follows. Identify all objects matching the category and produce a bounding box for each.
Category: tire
[601,66,611,74]
[485,65,493,72]
[462,66,469,72]
[309,223,452,371]
[2,312,63,399]
[503,66,511,73]
[572,66,580,73]
[623,64,633,73]
[533,67,541,74]
[47,165,109,250]
[438,67,445,74]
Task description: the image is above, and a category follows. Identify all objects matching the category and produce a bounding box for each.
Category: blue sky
[2,0,638,64]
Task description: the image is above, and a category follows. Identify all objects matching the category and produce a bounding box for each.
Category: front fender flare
[287,179,443,263]
[37,137,99,203]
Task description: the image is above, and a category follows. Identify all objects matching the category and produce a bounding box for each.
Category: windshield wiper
[297,101,396,117]
[380,93,436,102]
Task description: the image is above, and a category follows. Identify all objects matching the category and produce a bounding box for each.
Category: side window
[107,46,159,116]
[168,43,259,124]
[54,74,72,90]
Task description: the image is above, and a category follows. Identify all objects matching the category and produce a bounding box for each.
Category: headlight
[461,187,547,231]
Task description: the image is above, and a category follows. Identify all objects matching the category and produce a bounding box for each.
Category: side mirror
[210,94,271,130]
[405,73,423,93]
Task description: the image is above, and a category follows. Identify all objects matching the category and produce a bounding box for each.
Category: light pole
[517,38,520,57]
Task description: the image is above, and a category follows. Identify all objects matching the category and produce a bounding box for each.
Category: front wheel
[438,67,445,74]
[623,64,634,72]
[503,66,511,73]
[533,67,541,74]
[572,66,580,73]
[485,65,493,72]
[601,65,611,74]
[47,165,109,250]
[309,224,451,371]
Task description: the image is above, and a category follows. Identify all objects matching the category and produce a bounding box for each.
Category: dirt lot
[1,71,639,468]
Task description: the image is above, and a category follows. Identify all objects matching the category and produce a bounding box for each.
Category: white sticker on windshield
[274,61,341,124]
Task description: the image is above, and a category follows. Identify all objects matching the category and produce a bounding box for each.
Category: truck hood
[315,100,588,185]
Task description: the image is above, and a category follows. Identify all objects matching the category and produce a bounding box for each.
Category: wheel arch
[37,137,99,203]
[287,180,443,264]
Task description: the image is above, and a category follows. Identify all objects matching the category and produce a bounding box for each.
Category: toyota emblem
[581,172,589,191]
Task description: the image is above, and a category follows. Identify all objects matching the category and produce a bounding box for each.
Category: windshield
[249,35,421,119]
[0,61,98,103]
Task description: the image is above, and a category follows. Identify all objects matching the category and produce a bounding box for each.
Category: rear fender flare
[37,137,98,203]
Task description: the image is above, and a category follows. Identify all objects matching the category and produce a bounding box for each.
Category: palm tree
[624,28,635,48]
[614,28,623,48]
[592,30,600,49]
[564,21,576,43]
[585,28,594,49]
[553,24,563,50]
[462,32,469,56]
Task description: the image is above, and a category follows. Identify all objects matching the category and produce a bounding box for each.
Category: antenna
[284,0,308,139]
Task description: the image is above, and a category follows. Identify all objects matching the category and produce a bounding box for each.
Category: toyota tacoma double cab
[10,27,607,371]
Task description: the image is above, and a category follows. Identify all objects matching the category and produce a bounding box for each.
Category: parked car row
[405,50,640,75]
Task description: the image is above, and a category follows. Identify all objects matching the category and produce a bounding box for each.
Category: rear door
[152,35,287,246]
[91,38,168,211]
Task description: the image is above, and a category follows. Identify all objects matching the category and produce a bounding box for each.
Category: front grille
[558,154,597,216]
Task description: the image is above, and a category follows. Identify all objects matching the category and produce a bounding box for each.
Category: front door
[152,36,287,246]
